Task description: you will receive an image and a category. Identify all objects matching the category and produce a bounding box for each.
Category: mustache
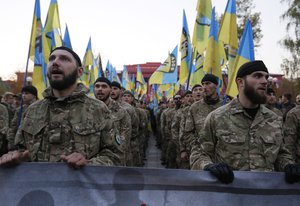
[50,67,64,74]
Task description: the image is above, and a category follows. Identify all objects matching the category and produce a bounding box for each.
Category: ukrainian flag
[149,45,178,85]
[179,10,192,85]
[226,20,255,98]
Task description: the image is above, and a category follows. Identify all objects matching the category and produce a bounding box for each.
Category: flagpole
[186,48,194,90]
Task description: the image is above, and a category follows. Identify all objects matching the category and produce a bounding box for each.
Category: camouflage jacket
[7,104,29,150]
[190,98,283,171]
[178,105,191,153]
[106,98,132,165]
[15,83,123,166]
[171,106,185,145]
[181,97,222,152]
[278,105,300,169]
[119,101,140,148]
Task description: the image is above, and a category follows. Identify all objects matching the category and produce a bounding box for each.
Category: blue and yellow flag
[105,61,120,83]
[203,7,222,81]
[81,37,95,95]
[135,65,147,98]
[63,24,72,49]
[149,45,178,85]
[189,53,205,87]
[179,10,192,85]
[122,65,131,90]
[44,0,62,60]
[29,0,47,99]
[192,0,212,55]
[226,20,255,98]
[219,0,238,86]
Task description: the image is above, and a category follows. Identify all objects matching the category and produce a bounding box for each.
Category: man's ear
[77,67,83,77]
[236,77,245,89]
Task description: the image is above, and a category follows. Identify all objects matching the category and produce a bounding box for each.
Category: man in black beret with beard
[190,60,298,184]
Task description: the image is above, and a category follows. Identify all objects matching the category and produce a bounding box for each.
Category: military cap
[236,60,268,79]
[50,46,82,67]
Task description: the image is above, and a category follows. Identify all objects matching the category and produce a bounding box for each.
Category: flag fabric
[81,37,95,95]
[226,20,255,98]
[122,65,131,90]
[159,83,180,99]
[219,0,238,49]
[179,10,193,85]
[135,65,147,98]
[148,45,178,85]
[105,61,120,83]
[29,0,47,99]
[219,0,238,88]
[44,0,62,54]
[203,7,222,81]
[95,53,104,78]
[192,0,212,55]
[62,24,72,49]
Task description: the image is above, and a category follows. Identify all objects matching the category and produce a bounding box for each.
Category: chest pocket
[21,117,47,160]
[72,123,102,159]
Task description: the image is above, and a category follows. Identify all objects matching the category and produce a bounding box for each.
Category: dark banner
[0,163,299,206]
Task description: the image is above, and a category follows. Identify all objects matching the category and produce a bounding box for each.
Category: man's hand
[60,152,88,169]
[284,164,300,183]
[180,151,189,161]
[204,163,234,184]
[0,150,30,166]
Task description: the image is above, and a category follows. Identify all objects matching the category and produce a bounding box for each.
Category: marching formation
[0,47,300,186]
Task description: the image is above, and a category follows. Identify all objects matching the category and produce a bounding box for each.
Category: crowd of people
[0,46,299,185]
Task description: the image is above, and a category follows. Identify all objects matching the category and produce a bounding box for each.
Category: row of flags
[27,0,256,113]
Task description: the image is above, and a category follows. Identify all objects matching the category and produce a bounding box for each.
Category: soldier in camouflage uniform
[94,77,132,166]
[0,46,122,168]
[110,83,141,167]
[278,97,300,183]
[1,92,16,127]
[181,74,222,161]
[122,90,144,166]
[166,94,181,168]
[0,104,9,156]
[265,87,282,117]
[176,90,194,169]
[7,85,38,150]
[190,60,292,184]
[155,101,167,150]
[160,98,175,165]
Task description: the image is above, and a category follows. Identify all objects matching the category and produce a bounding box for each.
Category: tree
[236,0,263,47]
[280,0,300,79]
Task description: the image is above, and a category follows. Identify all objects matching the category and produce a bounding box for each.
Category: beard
[244,80,266,104]
[97,93,110,102]
[48,69,78,90]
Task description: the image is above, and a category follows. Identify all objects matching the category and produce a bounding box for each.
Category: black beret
[22,85,38,97]
[236,60,268,79]
[94,77,111,87]
[201,74,219,85]
[50,46,82,67]
[111,81,121,89]
[191,84,202,91]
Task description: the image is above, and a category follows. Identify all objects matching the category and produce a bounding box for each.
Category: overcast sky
[0,0,289,80]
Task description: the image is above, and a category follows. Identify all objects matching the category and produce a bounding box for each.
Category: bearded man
[0,46,122,168]
[190,60,287,184]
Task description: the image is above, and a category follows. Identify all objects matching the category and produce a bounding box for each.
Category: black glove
[204,163,234,184]
[284,164,300,183]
